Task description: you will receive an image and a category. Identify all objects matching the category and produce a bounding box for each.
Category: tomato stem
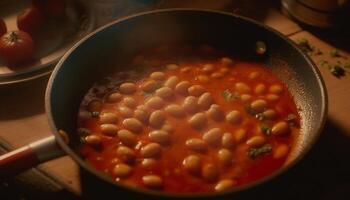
[9,31,19,43]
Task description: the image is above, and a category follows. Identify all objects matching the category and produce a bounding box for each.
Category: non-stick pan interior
[46,9,326,197]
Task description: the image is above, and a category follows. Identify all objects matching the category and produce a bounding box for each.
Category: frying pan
[0,9,327,199]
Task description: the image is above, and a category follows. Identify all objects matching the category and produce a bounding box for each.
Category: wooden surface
[1,0,350,199]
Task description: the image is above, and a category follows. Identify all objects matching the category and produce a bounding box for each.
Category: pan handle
[0,136,65,178]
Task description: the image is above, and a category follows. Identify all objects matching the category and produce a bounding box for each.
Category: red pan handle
[0,136,65,177]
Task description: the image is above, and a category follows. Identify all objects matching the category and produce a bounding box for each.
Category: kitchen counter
[1,0,350,199]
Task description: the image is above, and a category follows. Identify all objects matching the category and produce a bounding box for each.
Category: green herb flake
[244,105,255,116]
[248,144,273,159]
[221,90,239,102]
[330,65,345,78]
[330,49,341,57]
[319,60,329,66]
[91,111,100,118]
[297,38,314,53]
[260,124,271,136]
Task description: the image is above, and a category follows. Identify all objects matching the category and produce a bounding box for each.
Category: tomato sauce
[78,46,300,193]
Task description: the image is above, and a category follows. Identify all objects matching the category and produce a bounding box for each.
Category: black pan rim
[45,8,328,198]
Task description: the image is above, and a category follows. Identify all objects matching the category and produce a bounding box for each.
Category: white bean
[100,124,118,136]
[141,143,162,158]
[202,164,219,182]
[84,135,102,147]
[113,164,132,178]
[221,57,233,65]
[150,71,165,81]
[235,82,251,94]
[117,146,136,163]
[220,67,229,74]
[118,129,137,147]
[156,87,173,99]
[202,64,214,73]
[226,110,242,124]
[255,83,266,95]
[120,82,136,94]
[175,81,191,96]
[188,112,207,129]
[250,99,267,113]
[106,92,122,103]
[145,96,165,109]
[249,71,260,79]
[269,84,283,94]
[183,96,199,113]
[118,106,133,118]
[188,85,205,96]
[183,155,201,174]
[211,72,223,79]
[141,80,159,93]
[234,129,247,143]
[271,121,290,135]
[166,64,178,70]
[142,175,163,189]
[206,104,225,121]
[263,109,277,120]
[198,92,214,109]
[165,105,185,118]
[149,110,165,128]
[273,144,289,159]
[240,94,252,103]
[215,179,235,191]
[218,149,233,166]
[100,113,118,124]
[162,123,174,133]
[123,97,137,108]
[246,136,266,147]
[142,158,157,169]
[186,138,207,153]
[222,132,235,149]
[149,130,170,145]
[134,107,151,123]
[122,118,143,133]
[197,75,209,83]
[164,76,179,89]
[203,128,223,146]
[266,94,280,101]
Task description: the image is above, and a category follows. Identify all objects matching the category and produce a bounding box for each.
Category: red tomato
[17,6,43,35]
[0,31,34,66]
[32,0,66,19]
[0,18,6,37]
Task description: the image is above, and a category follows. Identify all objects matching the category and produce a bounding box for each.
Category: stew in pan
[77,45,300,193]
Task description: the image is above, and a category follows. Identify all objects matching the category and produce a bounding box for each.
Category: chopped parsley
[248,144,272,159]
[330,49,341,57]
[221,90,239,102]
[297,38,314,53]
[260,125,271,136]
[245,105,257,116]
[330,65,345,78]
